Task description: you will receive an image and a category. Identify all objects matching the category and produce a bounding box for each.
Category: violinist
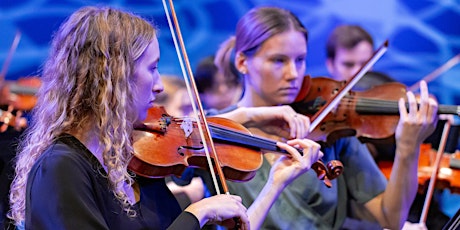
[326,25,375,82]
[325,24,451,229]
[214,7,438,230]
[8,6,325,230]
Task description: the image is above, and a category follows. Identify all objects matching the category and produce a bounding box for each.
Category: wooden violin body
[0,76,40,132]
[291,76,460,145]
[129,106,344,185]
[0,76,41,111]
[129,107,263,182]
[378,143,460,194]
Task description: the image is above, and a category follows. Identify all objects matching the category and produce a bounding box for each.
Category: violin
[0,76,41,111]
[0,76,41,133]
[291,75,460,144]
[0,105,27,132]
[0,31,40,132]
[128,106,343,186]
[378,143,460,194]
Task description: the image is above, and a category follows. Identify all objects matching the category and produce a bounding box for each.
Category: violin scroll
[311,160,343,188]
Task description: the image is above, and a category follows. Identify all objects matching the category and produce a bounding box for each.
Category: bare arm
[365,81,438,229]
[247,139,323,229]
[215,105,310,139]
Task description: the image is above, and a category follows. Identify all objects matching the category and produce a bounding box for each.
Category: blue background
[1,0,459,105]
[1,0,460,217]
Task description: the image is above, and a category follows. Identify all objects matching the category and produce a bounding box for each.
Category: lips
[279,87,299,94]
[148,98,155,107]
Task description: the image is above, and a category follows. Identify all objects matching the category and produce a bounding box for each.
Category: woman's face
[241,29,307,106]
[132,37,164,122]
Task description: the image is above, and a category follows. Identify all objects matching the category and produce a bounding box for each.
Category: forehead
[257,30,307,56]
[138,36,160,62]
[335,41,373,60]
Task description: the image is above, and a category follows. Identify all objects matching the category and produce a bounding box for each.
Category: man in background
[325,24,451,230]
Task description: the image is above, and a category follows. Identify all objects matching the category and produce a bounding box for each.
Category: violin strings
[209,124,281,152]
[334,96,458,115]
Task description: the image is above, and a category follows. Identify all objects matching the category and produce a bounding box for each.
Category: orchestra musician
[194,55,243,111]
[7,6,325,230]
[214,7,438,230]
[325,24,452,229]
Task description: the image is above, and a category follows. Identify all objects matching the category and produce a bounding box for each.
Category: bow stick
[407,53,460,92]
[309,40,388,132]
[161,0,229,196]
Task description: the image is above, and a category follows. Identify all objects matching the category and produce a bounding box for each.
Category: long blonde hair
[9,6,156,224]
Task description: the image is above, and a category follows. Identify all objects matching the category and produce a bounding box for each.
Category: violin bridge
[180,117,193,138]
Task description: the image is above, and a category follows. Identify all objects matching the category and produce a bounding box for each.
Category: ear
[235,52,248,75]
[326,58,334,76]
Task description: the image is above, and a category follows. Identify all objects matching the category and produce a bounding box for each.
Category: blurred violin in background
[0,76,41,111]
[0,31,41,132]
[378,143,460,194]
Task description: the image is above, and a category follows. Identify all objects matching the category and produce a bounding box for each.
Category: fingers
[277,139,322,167]
[396,80,439,145]
[287,114,310,139]
[281,106,310,139]
[418,80,429,122]
[200,194,249,228]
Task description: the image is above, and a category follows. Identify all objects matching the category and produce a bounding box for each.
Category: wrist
[184,202,208,228]
[395,144,420,162]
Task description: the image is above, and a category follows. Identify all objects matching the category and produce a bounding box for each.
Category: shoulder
[29,137,103,187]
[322,136,371,162]
[333,136,367,153]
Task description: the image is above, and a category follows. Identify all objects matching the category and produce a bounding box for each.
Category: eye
[149,63,159,73]
[271,56,286,64]
[343,62,354,68]
[295,56,306,63]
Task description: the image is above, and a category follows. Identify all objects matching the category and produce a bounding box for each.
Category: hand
[269,138,323,188]
[400,221,427,230]
[185,194,250,230]
[244,105,310,139]
[395,80,438,155]
[166,177,205,203]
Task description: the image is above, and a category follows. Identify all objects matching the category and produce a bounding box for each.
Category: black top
[0,127,23,229]
[25,134,199,230]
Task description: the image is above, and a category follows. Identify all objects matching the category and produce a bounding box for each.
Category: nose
[154,75,164,95]
[285,60,299,81]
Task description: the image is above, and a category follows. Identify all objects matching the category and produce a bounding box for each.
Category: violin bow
[407,56,459,224]
[162,0,229,195]
[407,53,460,92]
[309,40,388,132]
[410,79,455,225]
[420,118,452,225]
[0,30,21,83]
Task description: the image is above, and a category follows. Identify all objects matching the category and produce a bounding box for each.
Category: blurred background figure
[154,75,193,117]
[194,54,242,111]
[325,25,374,82]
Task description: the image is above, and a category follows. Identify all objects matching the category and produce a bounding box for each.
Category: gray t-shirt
[227,136,387,230]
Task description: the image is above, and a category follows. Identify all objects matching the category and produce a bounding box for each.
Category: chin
[278,96,296,105]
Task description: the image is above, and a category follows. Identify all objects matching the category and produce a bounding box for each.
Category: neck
[238,86,273,108]
[68,127,107,172]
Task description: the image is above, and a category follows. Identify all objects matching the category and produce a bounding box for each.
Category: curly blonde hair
[9,6,156,224]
